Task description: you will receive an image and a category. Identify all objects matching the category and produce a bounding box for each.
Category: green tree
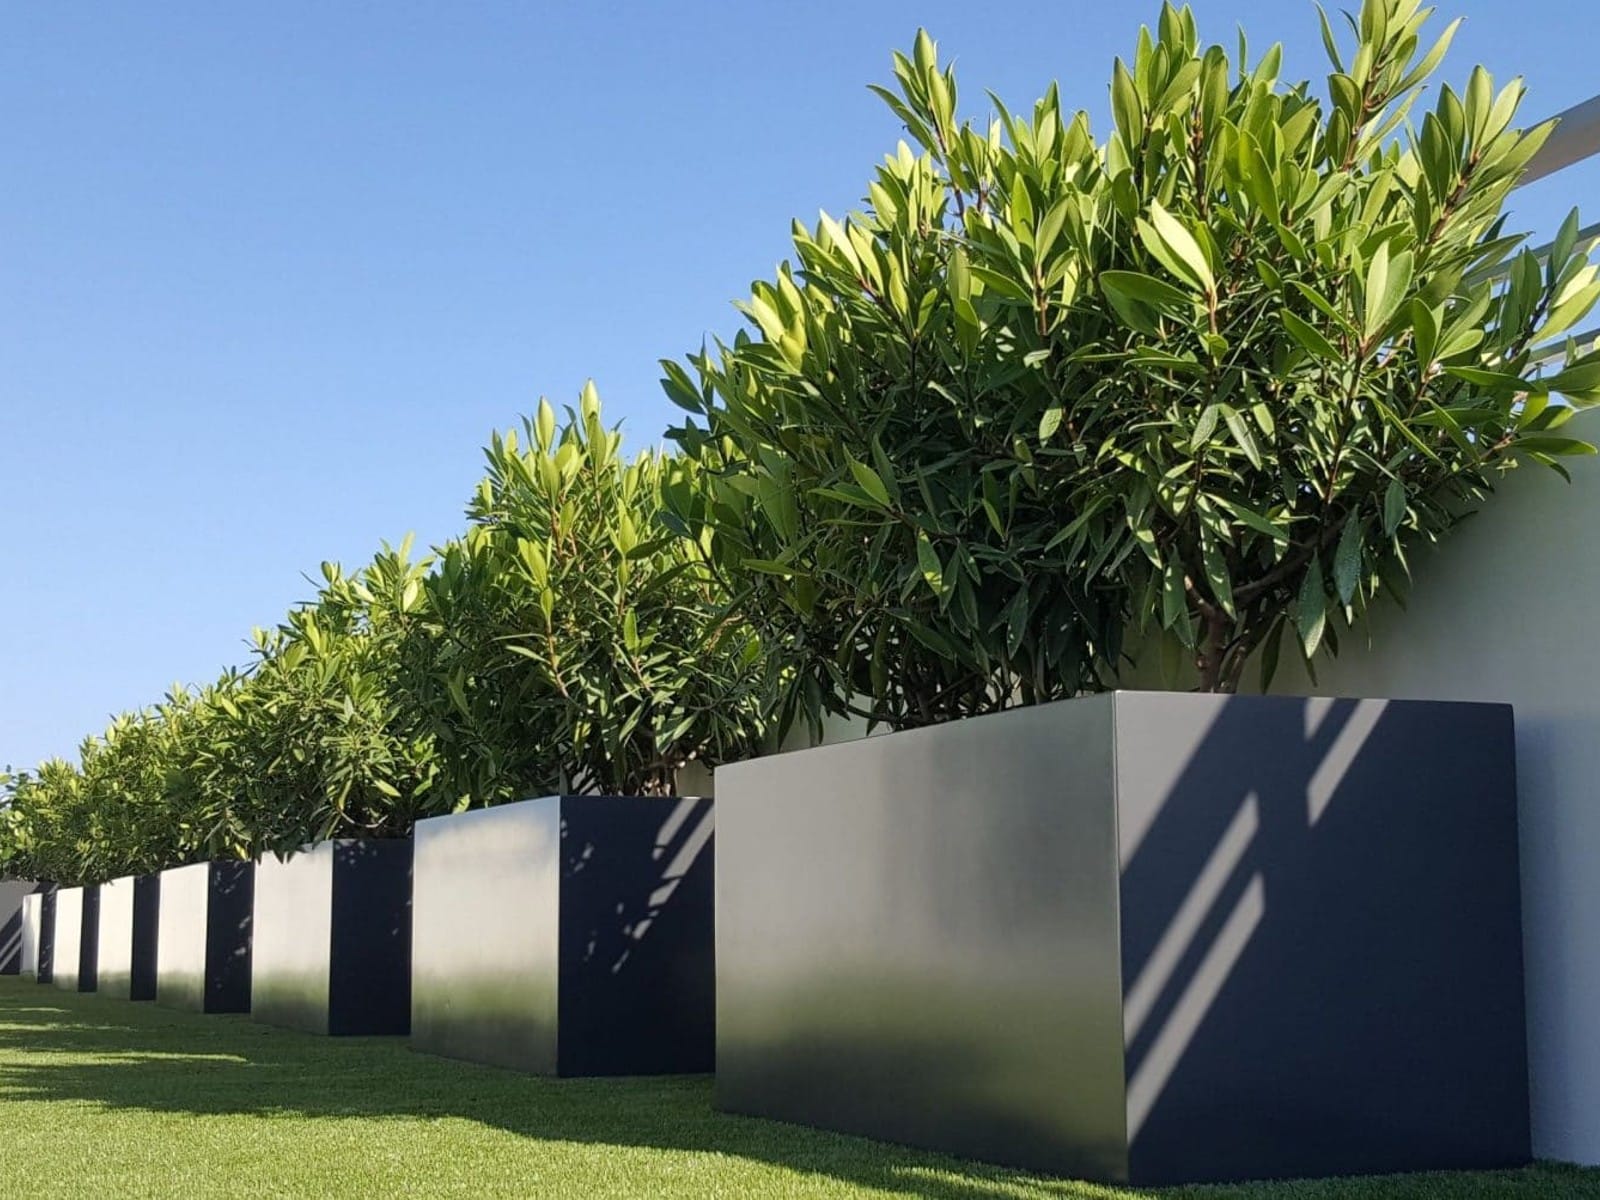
[405,384,772,800]
[668,0,1600,710]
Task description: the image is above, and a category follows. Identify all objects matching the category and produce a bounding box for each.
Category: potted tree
[669,3,1598,1185]
[234,578,433,1037]
[76,708,187,1002]
[406,386,765,1076]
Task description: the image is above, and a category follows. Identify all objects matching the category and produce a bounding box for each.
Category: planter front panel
[156,862,253,1013]
[51,886,98,993]
[97,876,160,1001]
[411,795,714,1075]
[715,699,1130,1181]
[714,692,1529,1186]
[1111,692,1528,1184]
[411,801,561,1072]
[253,839,412,1036]
[252,846,334,1033]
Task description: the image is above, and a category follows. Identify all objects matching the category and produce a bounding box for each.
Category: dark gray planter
[98,875,160,1001]
[50,885,98,993]
[714,692,1531,1186]
[411,795,714,1075]
[20,886,54,982]
[0,881,33,975]
[251,839,412,1036]
[155,861,254,1013]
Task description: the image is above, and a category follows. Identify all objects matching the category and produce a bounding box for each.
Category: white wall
[1249,423,1600,1165]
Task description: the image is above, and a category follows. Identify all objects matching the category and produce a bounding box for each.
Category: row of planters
[5,0,1599,1186]
[24,793,712,1075]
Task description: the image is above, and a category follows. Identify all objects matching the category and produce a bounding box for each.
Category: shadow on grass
[0,981,1592,1200]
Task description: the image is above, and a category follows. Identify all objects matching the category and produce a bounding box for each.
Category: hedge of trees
[6,0,1599,885]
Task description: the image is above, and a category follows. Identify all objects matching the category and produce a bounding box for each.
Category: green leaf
[1219,498,1289,545]
[1222,405,1263,469]
[1333,514,1363,606]
[1190,404,1220,451]
[916,532,945,596]
[1039,405,1065,441]
[848,458,892,507]
[1514,436,1597,457]
[1137,201,1215,295]
[1363,243,1413,339]
[1382,478,1407,536]
[1100,270,1193,310]
[1283,311,1341,361]
[1297,556,1327,657]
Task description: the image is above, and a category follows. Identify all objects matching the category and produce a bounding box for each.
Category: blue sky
[3,1,1595,770]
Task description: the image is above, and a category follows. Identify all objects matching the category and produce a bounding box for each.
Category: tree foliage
[667,0,1600,710]
[0,388,768,883]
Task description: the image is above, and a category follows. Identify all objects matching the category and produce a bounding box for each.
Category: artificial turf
[0,978,1593,1199]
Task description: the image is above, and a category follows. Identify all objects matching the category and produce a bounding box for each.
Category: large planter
[411,795,714,1075]
[252,839,412,1036]
[50,886,98,993]
[714,692,1530,1186]
[155,861,254,1013]
[98,875,160,1001]
[20,888,54,982]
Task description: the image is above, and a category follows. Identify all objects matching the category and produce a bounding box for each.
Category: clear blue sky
[3,1,1595,770]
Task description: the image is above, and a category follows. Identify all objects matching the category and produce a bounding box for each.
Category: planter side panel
[1113,693,1529,1185]
[715,698,1130,1181]
[411,801,560,1072]
[329,839,412,1036]
[0,881,32,975]
[556,796,714,1076]
[99,877,158,1000]
[51,887,97,992]
[205,862,254,1013]
[251,846,334,1034]
[130,876,160,1000]
[157,864,211,1010]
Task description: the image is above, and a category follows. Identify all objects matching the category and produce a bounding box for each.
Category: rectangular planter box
[98,875,160,1001]
[156,861,254,1013]
[51,885,98,993]
[20,889,53,982]
[252,839,412,1035]
[714,692,1531,1186]
[411,795,714,1075]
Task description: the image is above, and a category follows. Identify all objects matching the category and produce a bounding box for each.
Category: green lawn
[0,978,1592,1199]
